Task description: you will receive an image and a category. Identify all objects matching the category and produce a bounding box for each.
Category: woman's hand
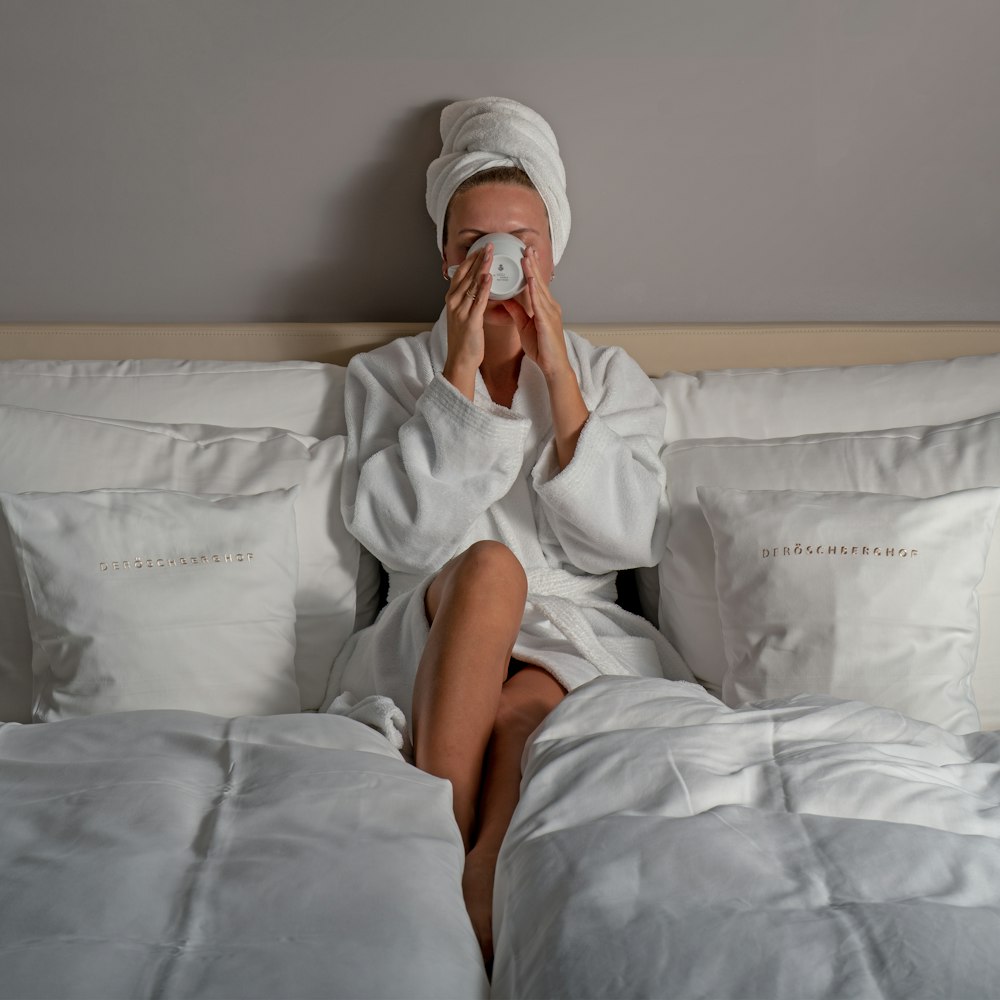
[501,246,572,381]
[443,244,493,400]
[503,246,589,469]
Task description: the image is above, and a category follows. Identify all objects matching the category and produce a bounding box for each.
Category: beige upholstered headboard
[2,322,999,374]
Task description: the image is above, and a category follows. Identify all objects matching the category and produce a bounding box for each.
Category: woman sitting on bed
[324,96,689,963]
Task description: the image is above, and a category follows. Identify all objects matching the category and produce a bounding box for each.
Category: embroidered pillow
[0,405,358,721]
[637,352,1000,635]
[0,488,301,720]
[0,358,384,680]
[658,410,1000,729]
[697,486,1000,734]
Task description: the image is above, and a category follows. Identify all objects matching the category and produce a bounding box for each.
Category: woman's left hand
[501,246,571,381]
[503,246,588,468]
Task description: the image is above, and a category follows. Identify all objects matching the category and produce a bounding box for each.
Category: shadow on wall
[269,102,451,324]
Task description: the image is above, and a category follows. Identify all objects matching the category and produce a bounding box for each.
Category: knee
[426,541,527,624]
[449,541,527,600]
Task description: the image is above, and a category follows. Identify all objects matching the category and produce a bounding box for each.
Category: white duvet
[0,710,488,1000]
[492,677,1000,1000]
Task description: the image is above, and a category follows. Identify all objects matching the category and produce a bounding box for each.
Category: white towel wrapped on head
[426,96,571,264]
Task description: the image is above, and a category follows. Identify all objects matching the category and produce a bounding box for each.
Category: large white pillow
[638,353,1000,622]
[1,488,301,720]
[0,359,382,642]
[0,404,358,720]
[697,486,1000,734]
[659,410,1000,729]
[0,358,346,437]
[656,353,1000,444]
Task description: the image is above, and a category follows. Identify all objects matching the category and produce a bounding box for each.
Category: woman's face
[442,183,554,324]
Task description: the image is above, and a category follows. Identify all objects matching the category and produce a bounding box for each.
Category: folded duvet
[492,677,1000,1000]
[0,710,488,1000]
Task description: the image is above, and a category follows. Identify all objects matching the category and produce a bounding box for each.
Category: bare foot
[462,846,498,971]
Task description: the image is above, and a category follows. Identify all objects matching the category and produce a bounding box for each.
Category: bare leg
[464,665,565,967]
[410,540,528,850]
[409,542,563,967]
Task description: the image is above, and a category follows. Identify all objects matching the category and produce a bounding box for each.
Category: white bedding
[3,343,1000,999]
[492,677,1000,999]
[0,710,489,1000]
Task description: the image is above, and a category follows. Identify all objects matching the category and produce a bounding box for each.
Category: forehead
[448,183,549,239]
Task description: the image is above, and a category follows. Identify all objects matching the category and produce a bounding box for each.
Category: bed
[2,320,1000,1000]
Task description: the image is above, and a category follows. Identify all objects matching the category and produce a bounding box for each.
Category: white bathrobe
[324,313,691,728]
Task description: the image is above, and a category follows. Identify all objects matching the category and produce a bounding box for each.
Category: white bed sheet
[0,710,488,1000]
[492,677,1000,1000]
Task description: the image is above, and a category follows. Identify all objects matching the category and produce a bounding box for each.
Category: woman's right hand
[443,244,493,399]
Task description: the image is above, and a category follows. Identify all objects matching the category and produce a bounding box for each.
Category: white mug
[447,232,527,301]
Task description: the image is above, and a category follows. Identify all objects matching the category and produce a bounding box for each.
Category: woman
[326,97,689,963]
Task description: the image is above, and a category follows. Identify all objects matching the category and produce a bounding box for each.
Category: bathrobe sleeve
[531,338,668,574]
[341,345,530,575]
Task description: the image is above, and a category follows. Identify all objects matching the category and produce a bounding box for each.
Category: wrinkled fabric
[493,677,1000,999]
[0,711,488,1000]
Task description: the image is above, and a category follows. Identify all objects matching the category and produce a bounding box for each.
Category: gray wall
[1,0,997,325]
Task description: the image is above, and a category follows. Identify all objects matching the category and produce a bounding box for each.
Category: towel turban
[426,96,571,264]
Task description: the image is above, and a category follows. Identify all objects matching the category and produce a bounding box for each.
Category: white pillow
[697,486,1000,734]
[659,410,1000,729]
[0,404,358,720]
[1,488,301,720]
[0,358,346,438]
[657,353,1000,444]
[0,359,382,646]
[638,353,1000,623]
